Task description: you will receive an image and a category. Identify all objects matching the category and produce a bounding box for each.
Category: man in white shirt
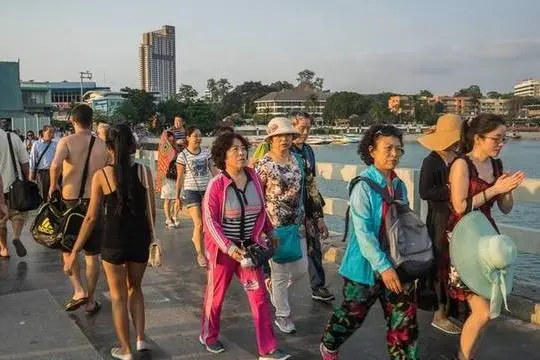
[0,127,30,258]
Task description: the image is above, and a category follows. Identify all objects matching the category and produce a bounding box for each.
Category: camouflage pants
[321,277,419,360]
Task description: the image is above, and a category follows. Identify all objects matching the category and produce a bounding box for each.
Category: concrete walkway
[0,209,539,359]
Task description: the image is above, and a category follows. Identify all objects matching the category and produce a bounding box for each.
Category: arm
[64,172,103,274]
[349,182,393,274]
[0,176,7,223]
[202,180,239,257]
[419,157,449,201]
[145,166,157,224]
[16,136,30,179]
[49,139,68,198]
[449,159,502,215]
[175,163,185,200]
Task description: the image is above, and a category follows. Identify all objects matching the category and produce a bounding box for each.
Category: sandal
[111,347,132,360]
[85,300,102,316]
[64,297,88,312]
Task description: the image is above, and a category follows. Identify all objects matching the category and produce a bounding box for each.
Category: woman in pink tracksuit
[200,132,291,360]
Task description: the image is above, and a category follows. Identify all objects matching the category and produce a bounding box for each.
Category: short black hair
[211,132,250,170]
[173,114,185,120]
[357,124,403,165]
[71,104,93,128]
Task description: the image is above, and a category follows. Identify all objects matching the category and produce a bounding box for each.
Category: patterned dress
[446,156,502,301]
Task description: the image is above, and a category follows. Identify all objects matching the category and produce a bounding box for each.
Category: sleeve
[51,138,69,168]
[419,157,449,202]
[29,143,38,170]
[176,151,186,165]
[350,182,393,274]
[202,179,237,256]
[15,136,29,164]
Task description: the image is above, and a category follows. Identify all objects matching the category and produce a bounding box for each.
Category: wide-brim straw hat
[450,211,517,319]
[417,114,463,151]
[264,117,300,141]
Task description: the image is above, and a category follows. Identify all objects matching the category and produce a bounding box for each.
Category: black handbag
[7,133,42,211]
[58,136,96,251]
[165,158,177,180]
[30,191,66,249]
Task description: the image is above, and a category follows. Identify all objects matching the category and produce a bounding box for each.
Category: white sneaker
[165,219,175,228]
[111,347,132,360]
[174,218,181,228]
[274,316,296,334]
[137,340,150,351]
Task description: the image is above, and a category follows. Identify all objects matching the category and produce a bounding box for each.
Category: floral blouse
[255,153,303,227]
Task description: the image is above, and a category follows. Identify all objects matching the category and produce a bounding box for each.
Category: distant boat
[506,131,522,140]
[345,135,361,143]
[306,136,328,145]
[330,135,351,144]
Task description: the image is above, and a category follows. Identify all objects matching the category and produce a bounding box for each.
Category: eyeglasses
[480,135,507,144]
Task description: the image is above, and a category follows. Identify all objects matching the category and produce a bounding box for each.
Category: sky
[2,0,540,95]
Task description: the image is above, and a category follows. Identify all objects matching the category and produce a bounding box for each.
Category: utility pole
[79,71,93,102]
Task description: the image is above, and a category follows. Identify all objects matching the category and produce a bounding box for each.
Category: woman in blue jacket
[320,125,419,360]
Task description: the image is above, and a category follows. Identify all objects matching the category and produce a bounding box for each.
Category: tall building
[514,79,540,97]
[139,25,176,99]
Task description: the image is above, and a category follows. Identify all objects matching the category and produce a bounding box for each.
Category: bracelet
[482,190,488,203]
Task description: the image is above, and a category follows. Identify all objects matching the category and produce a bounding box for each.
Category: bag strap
[78,136,96,200]
[7,132,23,181]
[34,141,52,172]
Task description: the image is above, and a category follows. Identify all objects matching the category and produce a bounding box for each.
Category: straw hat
[417,114,463,151]
[450,211,517,319]
[265,117,300,141]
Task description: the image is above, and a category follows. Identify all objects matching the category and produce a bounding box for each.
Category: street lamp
[79,71,93,102]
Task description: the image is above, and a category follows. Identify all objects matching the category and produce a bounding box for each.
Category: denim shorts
[183,190,205,208]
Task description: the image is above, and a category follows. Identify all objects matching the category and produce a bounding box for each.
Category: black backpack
[343,176,433,282]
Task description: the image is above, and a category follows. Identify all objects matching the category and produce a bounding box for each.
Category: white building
[83,90,125,115]
[514,79,540,97]
[254,83,330,117]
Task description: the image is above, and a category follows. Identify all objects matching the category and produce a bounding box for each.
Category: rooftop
[255,83,331,102]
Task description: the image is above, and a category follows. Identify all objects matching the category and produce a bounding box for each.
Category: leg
[236,266,277,355]
[380,283,419,360]
[127,261,148,341]
[305,218,326,291]
[84,254,101,310]
[321,278,379,351]
[459,294,490,359]
[102,261,131,355]
[268,260,292,318]
[10,210,27,257]
[62,251,86,299]
[200,252,235,345]
[11,217,25,239]
[163,199,170,222]
[0,221,8,257]
[187,206,205,265]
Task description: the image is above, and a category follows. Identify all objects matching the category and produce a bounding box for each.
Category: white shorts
[160,178,176,200]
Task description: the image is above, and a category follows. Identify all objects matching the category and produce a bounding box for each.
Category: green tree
[177,84,198,103]
[414,101,437,125]
[486,91,503,99]
[157,98,187,126]
[184,100,218,134]
[323,92,370,121]
[454,85,483,99]
[418,90,433,98]
[206,78,233,104]
[116,87,157,126]
[296,69,324,91]
[269,81,294,92]
[303,93,319,114]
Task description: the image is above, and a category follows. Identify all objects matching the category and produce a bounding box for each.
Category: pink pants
[200,251,277,355]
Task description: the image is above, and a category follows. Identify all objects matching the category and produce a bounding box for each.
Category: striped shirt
[222,179,262,248]
[169,126,186,142]
[176,147,211,191]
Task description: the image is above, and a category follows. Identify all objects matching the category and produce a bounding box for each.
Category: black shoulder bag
[7,132,42,211]
[58,136,96,251]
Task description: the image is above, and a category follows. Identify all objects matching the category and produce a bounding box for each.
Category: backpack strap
[78,136,96,200]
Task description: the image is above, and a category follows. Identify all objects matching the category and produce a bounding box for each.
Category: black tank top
[102,165,151,250]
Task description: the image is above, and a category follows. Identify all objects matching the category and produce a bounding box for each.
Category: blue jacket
[338,165,409,285]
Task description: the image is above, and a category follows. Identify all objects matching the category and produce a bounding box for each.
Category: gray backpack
[343,176,433,282]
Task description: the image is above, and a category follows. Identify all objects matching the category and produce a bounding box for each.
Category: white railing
[135,150,540,255]
[317,162,540,255]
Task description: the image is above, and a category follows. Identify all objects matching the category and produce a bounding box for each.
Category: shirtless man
[49,104,108,314]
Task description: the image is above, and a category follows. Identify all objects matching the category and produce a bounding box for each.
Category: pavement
[1,208,540,360]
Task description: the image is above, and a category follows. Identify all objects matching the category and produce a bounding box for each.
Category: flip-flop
[85,300,102,316]
[65,297,88,312]
[12,239,27,257]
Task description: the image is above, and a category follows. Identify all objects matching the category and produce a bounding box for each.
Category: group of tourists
[0,105,524,360]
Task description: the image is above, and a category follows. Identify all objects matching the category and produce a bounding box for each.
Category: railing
[317,162,540,255]
[135,149,540,255]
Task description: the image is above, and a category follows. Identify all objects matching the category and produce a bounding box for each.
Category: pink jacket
[202,167,274,263]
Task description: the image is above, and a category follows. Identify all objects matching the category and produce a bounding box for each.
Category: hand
[380,268,402,293]
[63,253,77,276]
[48,188,55,201]
[175,197,183,210]
[492,171,525,195]
[0,203,8,224]
[318,219,329,240]
[231,248,245,262]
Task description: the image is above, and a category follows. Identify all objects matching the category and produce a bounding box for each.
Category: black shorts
[61,199,103,256]
[101,246,149,265]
